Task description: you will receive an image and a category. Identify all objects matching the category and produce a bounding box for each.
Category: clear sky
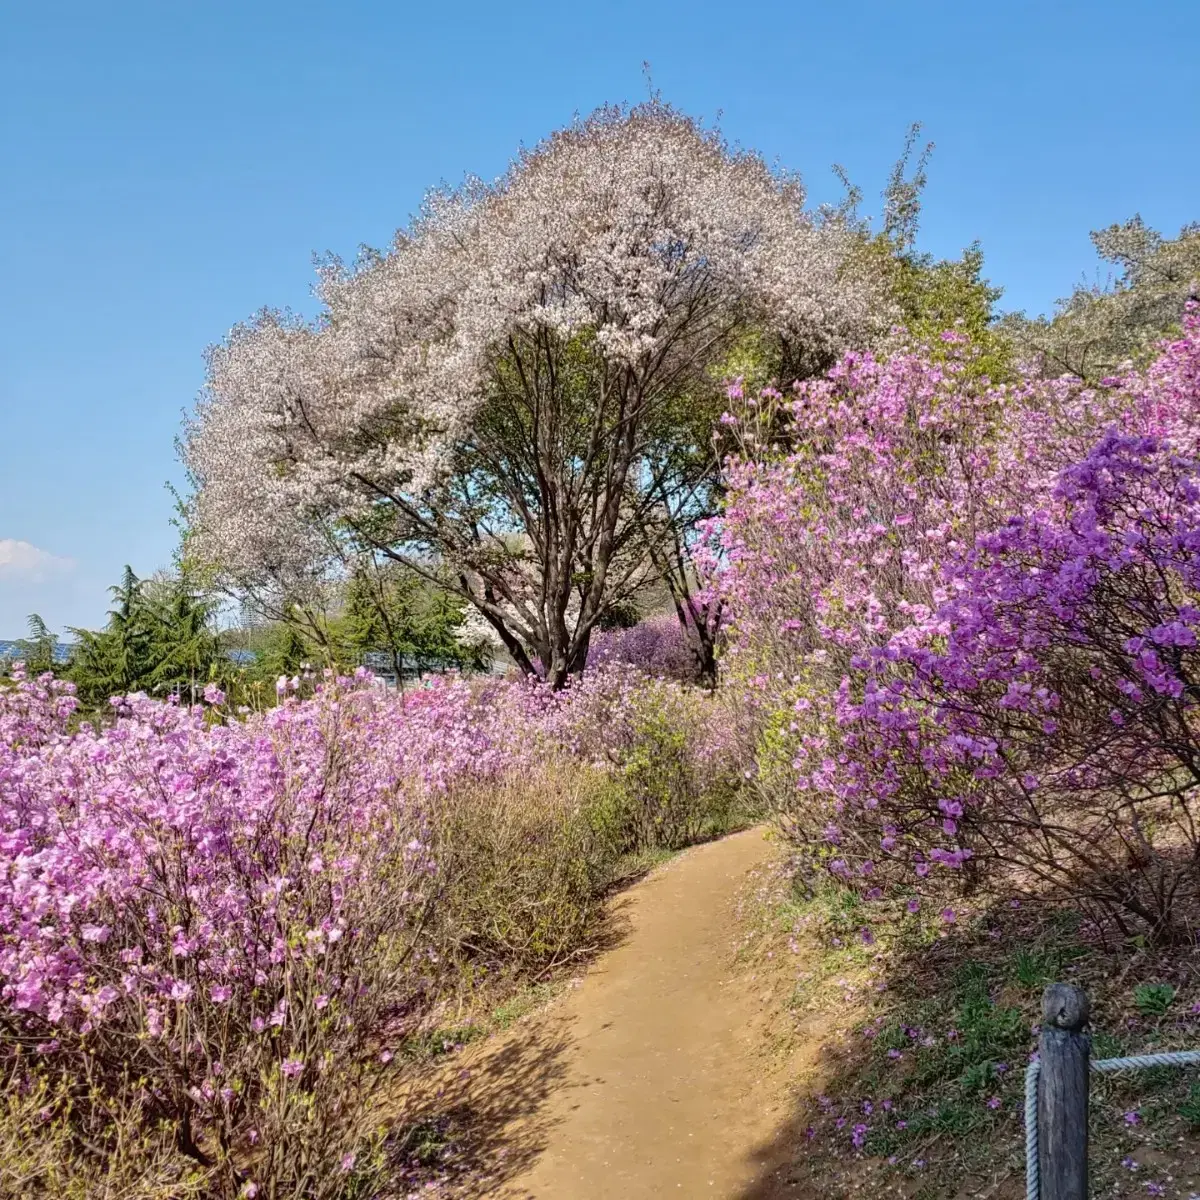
[2,0,1197,635]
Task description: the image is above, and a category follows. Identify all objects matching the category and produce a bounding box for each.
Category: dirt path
[414,827,814,1199]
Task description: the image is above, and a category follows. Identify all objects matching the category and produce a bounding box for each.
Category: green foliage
[430,764,615,979]
[890,242,1010,376]
[399,1025,484,1064]
[1133,982,1177,1017]
[8,614,59,676]
[333,561,477,677]
[603,707,736,854]
[251,619,312,680]
[1000,217,1200,383]
[834,124,1011,381]
[66,567,223,710]
[1178,1082,1200,1127]
[0,1059,209,1198]
[1008,945,1064,989]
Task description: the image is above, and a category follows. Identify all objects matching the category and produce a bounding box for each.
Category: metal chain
[1025,1050,1200,1200]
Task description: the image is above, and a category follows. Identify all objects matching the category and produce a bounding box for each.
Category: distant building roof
[0,640,73,664]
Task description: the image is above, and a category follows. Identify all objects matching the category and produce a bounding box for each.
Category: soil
[404,828,837,1199]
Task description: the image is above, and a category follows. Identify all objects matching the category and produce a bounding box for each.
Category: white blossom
[186,102,886,682]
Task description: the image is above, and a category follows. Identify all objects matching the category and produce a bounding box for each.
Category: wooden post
[1039,983,1091,1200]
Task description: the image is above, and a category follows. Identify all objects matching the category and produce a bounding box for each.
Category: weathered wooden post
[1038,983,1091,1200]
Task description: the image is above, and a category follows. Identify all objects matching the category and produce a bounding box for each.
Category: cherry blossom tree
[185,102,884,686]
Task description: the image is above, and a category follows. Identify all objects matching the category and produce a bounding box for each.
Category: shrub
[0,1058,209,1198]
[586,613,704,685]
[711,305,1200,936]
[1,657,742,1191]
[0,669,437,1196]
[542,665,746,853]
[429,762,614,979]
[809,430,1200,939]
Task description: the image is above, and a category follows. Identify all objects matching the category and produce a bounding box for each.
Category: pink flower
[281,1058,304,1079]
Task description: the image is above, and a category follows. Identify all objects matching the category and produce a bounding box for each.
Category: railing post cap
[1042,982,1090,1031]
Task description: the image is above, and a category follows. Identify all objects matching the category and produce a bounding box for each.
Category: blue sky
[2,0,1198,634]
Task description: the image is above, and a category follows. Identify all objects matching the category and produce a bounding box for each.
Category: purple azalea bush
[713,305,1200,938]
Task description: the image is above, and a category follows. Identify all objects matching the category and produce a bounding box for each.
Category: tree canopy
[67,567,222,709]
[185,101,886,686]
[1000,217,1200,382]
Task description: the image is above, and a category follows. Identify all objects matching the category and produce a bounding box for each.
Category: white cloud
[0,539,74,582]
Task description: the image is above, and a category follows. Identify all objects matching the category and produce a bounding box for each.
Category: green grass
[748,874,1200,1199]
[401,1024,485,1063]
[488,980,559,1030]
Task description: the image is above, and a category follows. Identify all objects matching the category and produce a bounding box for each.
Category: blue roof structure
[0,640,74,664]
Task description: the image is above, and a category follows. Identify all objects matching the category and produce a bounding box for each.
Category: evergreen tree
[67,567,222,709]
[336,562,476,684]
[12,614,59,675]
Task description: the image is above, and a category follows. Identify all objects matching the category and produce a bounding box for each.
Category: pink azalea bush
[1,666,438,1194]
[711,305,1200,937]
[0,658,740,1192]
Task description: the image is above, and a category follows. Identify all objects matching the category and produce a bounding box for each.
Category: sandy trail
[416,827,810,1199]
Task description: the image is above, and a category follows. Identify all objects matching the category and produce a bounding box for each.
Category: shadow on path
[391,1021,576,1195]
